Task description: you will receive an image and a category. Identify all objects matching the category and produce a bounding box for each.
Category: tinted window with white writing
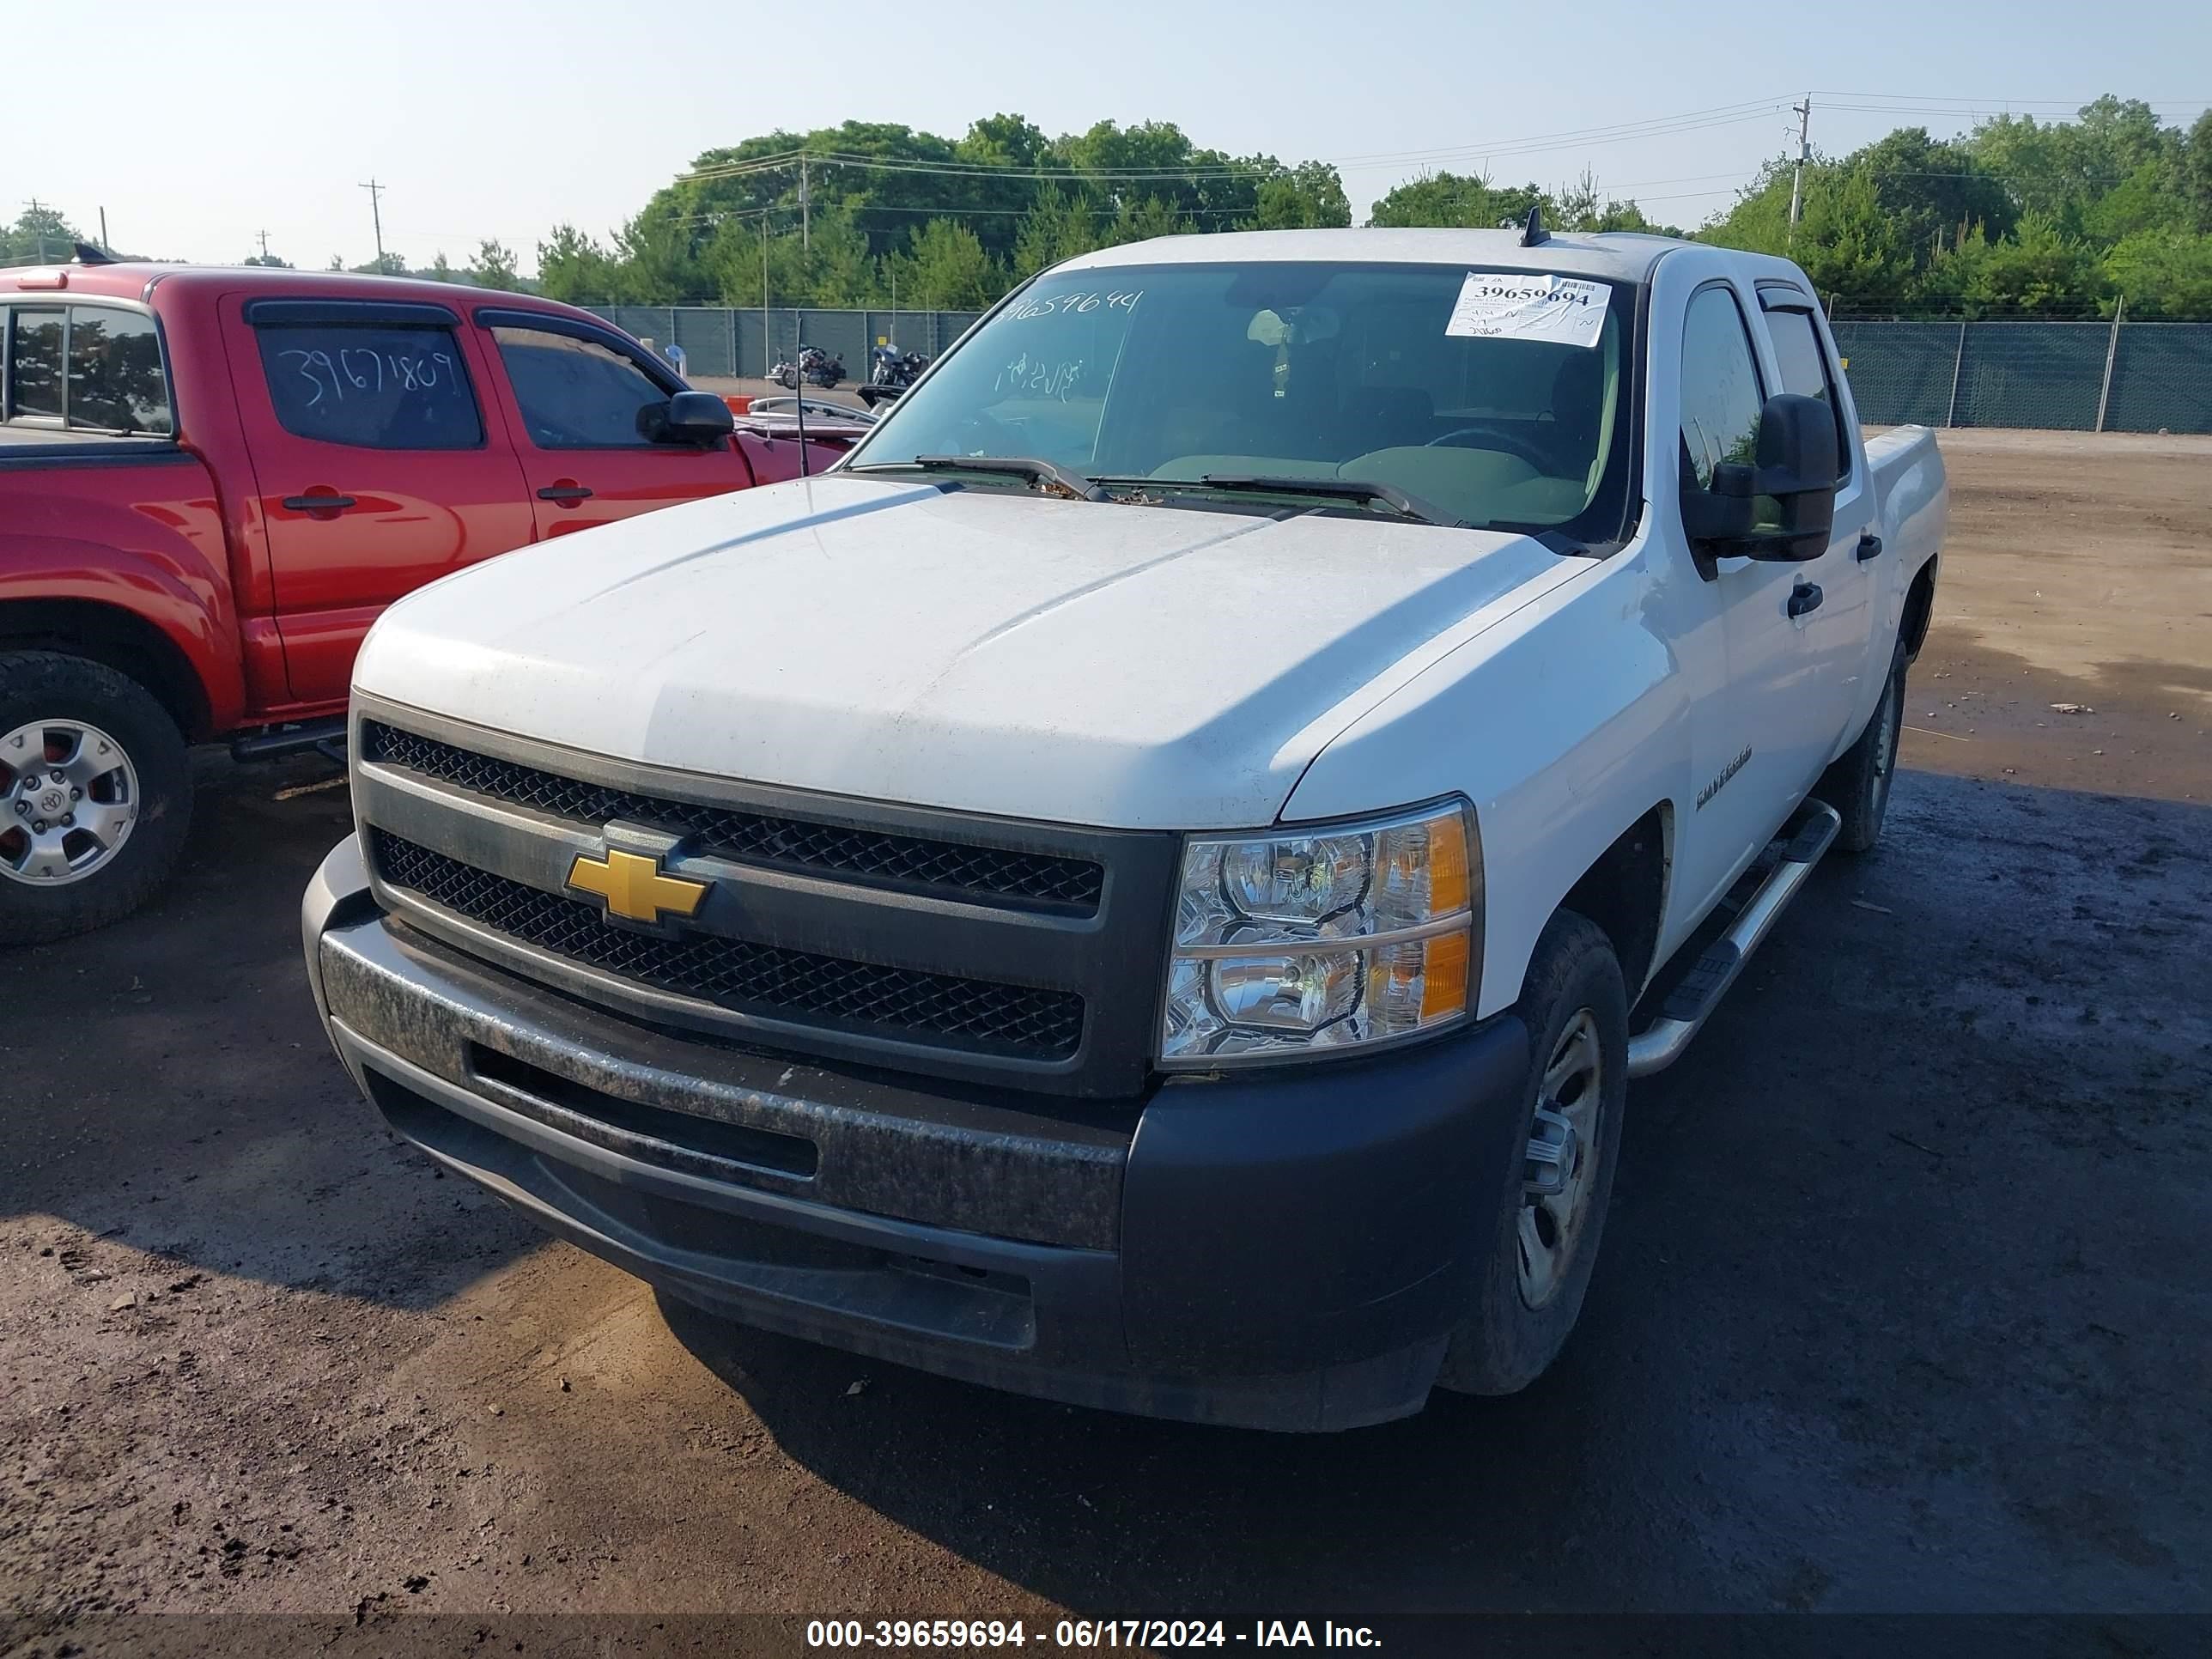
[1763,304,1847,479]
[68,307,171,434]
[493,326,669,447]
[7,308,65,419]
[255,325,483,449]
[1678,287,1764,490]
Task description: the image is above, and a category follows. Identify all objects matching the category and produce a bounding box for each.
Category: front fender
[1282,553,1686,1020]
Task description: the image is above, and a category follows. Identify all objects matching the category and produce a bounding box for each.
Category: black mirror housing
[1687,393,1840,562]
[639,391,736,446]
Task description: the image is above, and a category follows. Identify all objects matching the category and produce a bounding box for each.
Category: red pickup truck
[0,261,829,943]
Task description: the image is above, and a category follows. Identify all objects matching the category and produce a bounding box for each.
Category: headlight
[1159,799,1480,1066]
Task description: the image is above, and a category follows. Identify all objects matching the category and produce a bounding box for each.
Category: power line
[676,100,1792,189]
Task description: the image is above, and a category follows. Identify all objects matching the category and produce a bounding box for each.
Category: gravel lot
[4,429,2209,1652]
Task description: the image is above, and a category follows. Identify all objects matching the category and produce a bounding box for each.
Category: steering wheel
[1422,423,1552,470]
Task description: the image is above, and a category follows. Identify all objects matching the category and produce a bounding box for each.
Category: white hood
[353,475,1571,830]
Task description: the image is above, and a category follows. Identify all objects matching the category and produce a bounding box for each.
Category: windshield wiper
[848,455,1103,501]
[1091,473,1465,528]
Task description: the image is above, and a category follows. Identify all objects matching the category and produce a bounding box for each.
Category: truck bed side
[1865,424,1948,657]
[0,441,245,738]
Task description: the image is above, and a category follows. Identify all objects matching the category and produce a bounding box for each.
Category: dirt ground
[3,430,2209,1655]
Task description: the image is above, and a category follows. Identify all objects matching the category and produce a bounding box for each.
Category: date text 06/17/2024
[804,1620,1382,1649]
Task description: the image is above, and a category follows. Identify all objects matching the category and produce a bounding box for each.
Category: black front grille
[371,832,1085,1060]
[360,722,1103,913]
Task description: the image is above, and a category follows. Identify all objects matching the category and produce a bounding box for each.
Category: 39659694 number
[804,1619,1228,1649]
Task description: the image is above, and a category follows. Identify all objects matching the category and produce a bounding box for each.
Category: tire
[775,368,798,391]
[1820,637,1907,854]
[0,651,193,945]
[1436,909,1628,1396]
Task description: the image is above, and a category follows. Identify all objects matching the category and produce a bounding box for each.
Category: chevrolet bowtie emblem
[565,847,708,925]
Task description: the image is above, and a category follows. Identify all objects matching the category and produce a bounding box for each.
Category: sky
[12,0,2209,273]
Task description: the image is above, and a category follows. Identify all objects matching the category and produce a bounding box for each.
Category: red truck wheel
[0,653,192,945]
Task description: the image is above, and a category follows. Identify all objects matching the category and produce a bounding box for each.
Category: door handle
[1788,581,1825,618]
[536,484,594,502]
[281,493,357,513]
[1856,532,1884,562]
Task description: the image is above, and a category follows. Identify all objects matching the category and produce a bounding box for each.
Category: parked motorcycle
[769,345,844,392]
[869,344,929,390]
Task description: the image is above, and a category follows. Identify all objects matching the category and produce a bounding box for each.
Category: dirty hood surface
[354,475,1568,829]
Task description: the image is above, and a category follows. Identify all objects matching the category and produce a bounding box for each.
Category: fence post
[1945,322,1967,428]
[2094,294,2125,433]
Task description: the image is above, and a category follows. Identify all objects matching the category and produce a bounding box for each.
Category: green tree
[469,239,522,290]
[2180,110,2212,233]
[887,219,999,308]
[2102,228,2212,317]
[1104,195,1194,246]
[1916,217,2107,317]
[2,204,84,265]
[536,224,618,303]
[1369,171,1544,228]
[243,248,292,268]
[1255,162,1352,230]
[1012,184,1102,278]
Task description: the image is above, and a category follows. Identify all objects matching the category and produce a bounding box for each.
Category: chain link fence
[589,306,2211,433]
[587,306,982,383]
[1831,319,2212,433]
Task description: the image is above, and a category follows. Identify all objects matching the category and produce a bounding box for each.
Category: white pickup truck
[303,226,1944,1431]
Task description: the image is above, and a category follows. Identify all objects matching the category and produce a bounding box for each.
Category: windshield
[848,260,1638,538]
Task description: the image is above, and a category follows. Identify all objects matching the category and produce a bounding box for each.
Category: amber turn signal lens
[1425,812,1470,917]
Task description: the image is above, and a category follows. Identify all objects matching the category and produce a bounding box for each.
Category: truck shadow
[1,750,538,1312]
[657,760,2212,1613]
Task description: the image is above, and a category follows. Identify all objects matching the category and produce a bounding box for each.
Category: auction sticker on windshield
[1445,272,1607,348]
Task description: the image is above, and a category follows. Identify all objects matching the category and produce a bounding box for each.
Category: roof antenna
[1517,205,1548,248]
[72,240,117,265]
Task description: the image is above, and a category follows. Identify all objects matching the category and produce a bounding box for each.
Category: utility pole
[99,207,110,252]
[27,198,49,263]
[760,216,769,377]
[1788,95,1812,242]
[257,228,271,261]
[359,178,386,268]
[799,155,810,253]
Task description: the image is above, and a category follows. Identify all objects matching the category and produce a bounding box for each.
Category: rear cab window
[3,304,173,434]
[252,315,483,449]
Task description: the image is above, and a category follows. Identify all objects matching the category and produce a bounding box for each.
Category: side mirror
[638,390,735,447]
[1685,392,1840,562]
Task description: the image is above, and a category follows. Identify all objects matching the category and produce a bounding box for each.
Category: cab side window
[1761,297,1848,482]
[1678,286,1765,493]
[254,322,485,450]
[492,325,672,448]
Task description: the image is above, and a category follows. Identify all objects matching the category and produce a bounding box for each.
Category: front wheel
[1820,638,1907,854]
[1436,909,1627,1396]
[775,367,798,391]
[0,651,193,945]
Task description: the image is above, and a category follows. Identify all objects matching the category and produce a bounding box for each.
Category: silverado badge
[566,847,708,925]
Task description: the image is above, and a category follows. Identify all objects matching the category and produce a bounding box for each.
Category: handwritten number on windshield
[1007,289,1141,321]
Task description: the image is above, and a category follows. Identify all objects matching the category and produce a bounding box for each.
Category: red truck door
[223,296,534,706]
[473,310,755,538]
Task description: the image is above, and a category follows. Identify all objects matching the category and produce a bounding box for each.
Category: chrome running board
[1625,799,1842,1079]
